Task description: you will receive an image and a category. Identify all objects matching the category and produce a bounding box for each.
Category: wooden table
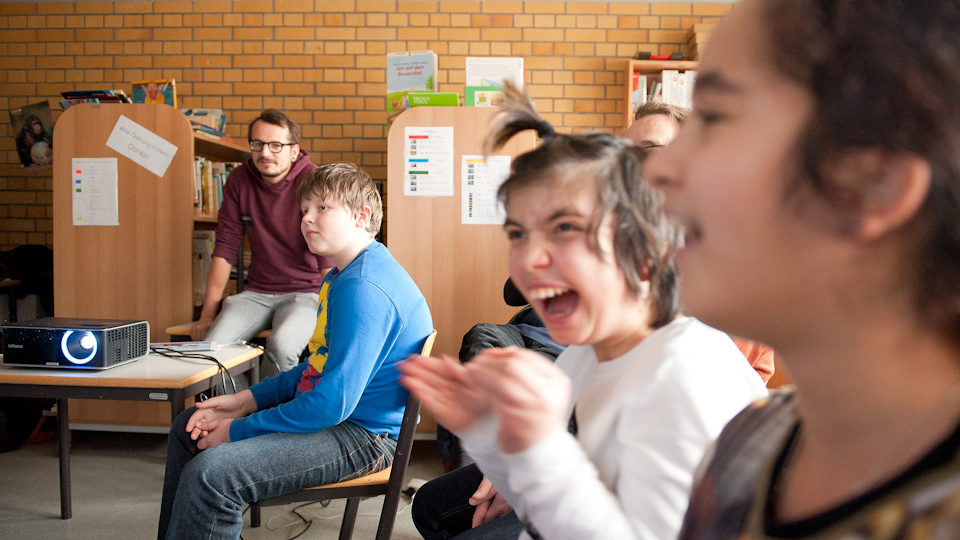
[166,322,271,340]
[0,344,262,519]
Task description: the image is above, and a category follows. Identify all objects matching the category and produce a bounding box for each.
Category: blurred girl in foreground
[645,0,960,537]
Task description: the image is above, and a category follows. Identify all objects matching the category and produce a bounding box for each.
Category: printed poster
[461,155,511,225]
[403,126,454,197]
[72,158,119,226]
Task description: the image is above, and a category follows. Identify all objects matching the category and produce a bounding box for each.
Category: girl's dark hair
[762,0,960,343]
[486,81,682,329]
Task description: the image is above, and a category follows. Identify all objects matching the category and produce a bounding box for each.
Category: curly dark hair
[762,0,960,343]
[485,81,682,329]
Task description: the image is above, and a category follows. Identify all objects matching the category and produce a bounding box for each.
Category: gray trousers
[206,290,320,380]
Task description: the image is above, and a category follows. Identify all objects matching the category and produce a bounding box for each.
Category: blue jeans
[412,463,524,540]
[207,290,320,379]
[158,407,396,540]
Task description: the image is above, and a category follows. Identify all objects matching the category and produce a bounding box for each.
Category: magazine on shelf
[386,50,438,117]
[131,79,177,107]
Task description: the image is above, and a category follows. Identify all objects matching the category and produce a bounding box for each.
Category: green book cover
[465,86,505,107]
[408,92,460,107]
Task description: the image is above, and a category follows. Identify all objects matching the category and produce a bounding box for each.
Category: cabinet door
[53,103,195,429]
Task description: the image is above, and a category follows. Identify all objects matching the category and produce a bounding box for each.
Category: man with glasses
[192,109,333,382]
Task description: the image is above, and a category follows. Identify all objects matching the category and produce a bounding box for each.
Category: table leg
[248,359,260,385]
[56,397,71,519]
[170,389,185,421]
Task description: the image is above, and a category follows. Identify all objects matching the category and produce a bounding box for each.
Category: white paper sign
[105,114,178,177]
[465,57,525,89]
[72,158,119,226]
[403,126,454,197]
[462,155,511,225]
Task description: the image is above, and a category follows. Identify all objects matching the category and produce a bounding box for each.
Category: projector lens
[61,331,98,365]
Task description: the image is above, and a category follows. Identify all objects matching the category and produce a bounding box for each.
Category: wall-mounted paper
[105,114,178,178]
[403,126,454,197]
[462,155,511,225]
[72,158,119,226]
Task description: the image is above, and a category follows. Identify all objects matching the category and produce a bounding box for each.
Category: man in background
[623,100,689,151]
[192,109,333,380]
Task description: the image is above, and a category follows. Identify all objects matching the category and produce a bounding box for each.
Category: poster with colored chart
[403,126,454,197]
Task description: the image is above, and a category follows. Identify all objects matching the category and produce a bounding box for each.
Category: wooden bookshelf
[623,59,699,129]
[52,103,250,430]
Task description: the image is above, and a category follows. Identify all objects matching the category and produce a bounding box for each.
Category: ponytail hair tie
[535,121,555,139]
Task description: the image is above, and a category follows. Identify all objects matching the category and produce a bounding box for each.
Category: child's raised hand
[399,354,492,432]
[466,347,571,454]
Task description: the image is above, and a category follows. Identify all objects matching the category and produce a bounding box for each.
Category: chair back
[375,329,436,537]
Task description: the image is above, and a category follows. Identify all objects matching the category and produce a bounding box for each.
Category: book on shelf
[629,73,648,114]
[59,89,131,109]
[650,70,697,109]
[408,92,460,108]
[386,50,438,118]
[9,101,55,168]
[184,108,227,132]
[131,79,177,107]
[190,122,230,139]
[465,57,525,89]
[465,86,505,107]
[192,230,215,296]
[194,157,240,218]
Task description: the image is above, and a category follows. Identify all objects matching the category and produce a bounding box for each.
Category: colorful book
[131,79,177,107]
[386,50,438,116]
[184,108,226,132]
[408,92,459,107]
[465,86,505,107]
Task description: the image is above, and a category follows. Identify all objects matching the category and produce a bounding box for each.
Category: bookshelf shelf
[623,59,699,129]
[192,132,248,163]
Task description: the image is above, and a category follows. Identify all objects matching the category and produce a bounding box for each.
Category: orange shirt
[731,336,775,383]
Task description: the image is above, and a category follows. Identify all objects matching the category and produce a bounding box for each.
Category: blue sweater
[229,241,433,441]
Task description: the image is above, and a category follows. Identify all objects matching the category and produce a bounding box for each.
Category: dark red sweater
[212,149,333,294]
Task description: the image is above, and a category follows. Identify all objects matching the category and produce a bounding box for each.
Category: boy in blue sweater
[158,162,433,540]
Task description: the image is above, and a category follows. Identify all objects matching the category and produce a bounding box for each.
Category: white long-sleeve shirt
[460,317,769,540]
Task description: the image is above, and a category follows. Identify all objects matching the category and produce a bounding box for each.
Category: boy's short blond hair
[296,162,383,235]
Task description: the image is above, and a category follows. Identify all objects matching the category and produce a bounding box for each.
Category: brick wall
[0,0,732,251]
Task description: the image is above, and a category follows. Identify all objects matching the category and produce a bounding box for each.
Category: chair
[249,330,437,540]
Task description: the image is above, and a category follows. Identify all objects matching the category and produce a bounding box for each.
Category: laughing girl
[400,82,768,540]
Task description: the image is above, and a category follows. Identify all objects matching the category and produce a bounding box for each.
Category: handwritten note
[105,115,178,177]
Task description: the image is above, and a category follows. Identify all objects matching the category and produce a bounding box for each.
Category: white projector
[2,318,150,370]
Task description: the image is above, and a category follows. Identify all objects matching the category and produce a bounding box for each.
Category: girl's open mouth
[528,287,580,318]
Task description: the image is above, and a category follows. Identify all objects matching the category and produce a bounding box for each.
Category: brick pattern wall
[0,0,732,251]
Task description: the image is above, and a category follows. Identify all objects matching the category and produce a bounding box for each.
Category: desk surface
[0,345,262,389]
[166,322,271,338]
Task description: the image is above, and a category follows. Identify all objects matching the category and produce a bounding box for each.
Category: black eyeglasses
[249,140,295,153]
